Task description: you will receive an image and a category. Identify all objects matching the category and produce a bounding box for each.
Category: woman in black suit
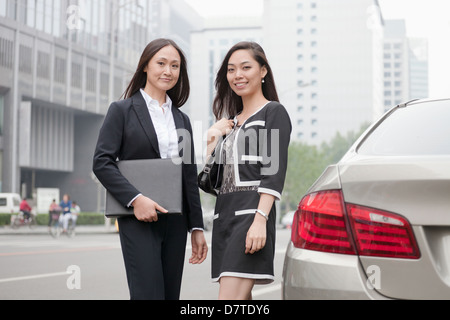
[93,38,207,300]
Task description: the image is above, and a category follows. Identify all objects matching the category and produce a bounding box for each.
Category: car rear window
[358,100,450,156]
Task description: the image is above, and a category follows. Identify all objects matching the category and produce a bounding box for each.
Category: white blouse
[140,89,179,159]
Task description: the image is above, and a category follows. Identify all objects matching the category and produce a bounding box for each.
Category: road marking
[252,283,282,298]
[0,246,119,257]
[0,271,68,284]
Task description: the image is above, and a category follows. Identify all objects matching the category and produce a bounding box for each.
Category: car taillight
[346,204,420,259]
[291,190,356,255]
[291,190,420,259]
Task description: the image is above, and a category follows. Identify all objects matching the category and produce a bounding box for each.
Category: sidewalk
[0,224,118,235]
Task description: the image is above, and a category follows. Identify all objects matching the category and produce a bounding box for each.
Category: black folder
[105,159,183,218]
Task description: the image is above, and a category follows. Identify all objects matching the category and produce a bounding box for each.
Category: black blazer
[93,91,204,230]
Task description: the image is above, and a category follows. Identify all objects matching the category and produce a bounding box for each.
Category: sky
[185,0,450,98]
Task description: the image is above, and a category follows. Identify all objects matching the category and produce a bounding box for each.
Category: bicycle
[49,212,76,238]
[11,211,37,229]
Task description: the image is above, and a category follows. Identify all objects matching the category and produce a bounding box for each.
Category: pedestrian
[70,201,80,227]
[93,38,207,300]
[48,199,61,228]
[59,194,72,233]
[205,41,291,299]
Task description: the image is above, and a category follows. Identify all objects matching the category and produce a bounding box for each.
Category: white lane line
[0,271,67,284]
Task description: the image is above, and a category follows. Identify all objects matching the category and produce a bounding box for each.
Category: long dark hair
[122,38,190,107]
[212,41,279,119]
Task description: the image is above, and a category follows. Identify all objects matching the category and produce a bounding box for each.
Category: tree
[282,123,370,213]
[283,142,328,212]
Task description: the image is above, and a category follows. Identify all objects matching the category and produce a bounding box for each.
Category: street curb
[0,225,118,235]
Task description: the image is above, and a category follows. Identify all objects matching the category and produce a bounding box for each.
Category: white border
[212,271,275,283]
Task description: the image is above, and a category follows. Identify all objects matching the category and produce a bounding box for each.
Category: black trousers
[117,214,188,300]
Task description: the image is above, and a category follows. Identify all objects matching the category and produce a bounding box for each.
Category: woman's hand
[245,213,267,254]
[132,195,168,222]
[189,230,208,264]
[245,194,274,254]
[208,118,235,139]
[206,118,234,158]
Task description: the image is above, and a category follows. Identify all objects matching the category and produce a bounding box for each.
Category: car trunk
[339,155,450,299]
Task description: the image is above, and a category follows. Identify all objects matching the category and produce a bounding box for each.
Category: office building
[263,0,385,145]
[383,20,428,111]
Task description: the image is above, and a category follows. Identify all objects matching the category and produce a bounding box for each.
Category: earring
[262,78,265,83]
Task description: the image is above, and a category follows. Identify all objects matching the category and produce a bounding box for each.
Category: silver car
[282,98,450,299]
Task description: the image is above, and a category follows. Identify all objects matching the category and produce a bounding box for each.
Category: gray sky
[185,0,450,98]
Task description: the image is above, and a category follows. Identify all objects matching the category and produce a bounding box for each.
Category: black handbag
[198,149,223,196]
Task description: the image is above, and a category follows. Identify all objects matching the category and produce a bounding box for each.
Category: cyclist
[19,198,32,221]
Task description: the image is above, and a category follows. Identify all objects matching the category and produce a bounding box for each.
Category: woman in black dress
[205,42,291,299]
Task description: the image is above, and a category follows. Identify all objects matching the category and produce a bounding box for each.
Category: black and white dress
[211,102,292,284]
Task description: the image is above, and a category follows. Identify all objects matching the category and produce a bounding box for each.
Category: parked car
[0,193,21,214]
[283,99,450,299]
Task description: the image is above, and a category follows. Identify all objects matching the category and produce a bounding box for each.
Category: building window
[19,45,33,74]
[0,1,6,17]
[37,51,50,79]
[86,67,97,92]
[0,95,3,136]
[54,57,66,84]
[71,63,82,89]
[0,37,14,69]
[100,73,109,96]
